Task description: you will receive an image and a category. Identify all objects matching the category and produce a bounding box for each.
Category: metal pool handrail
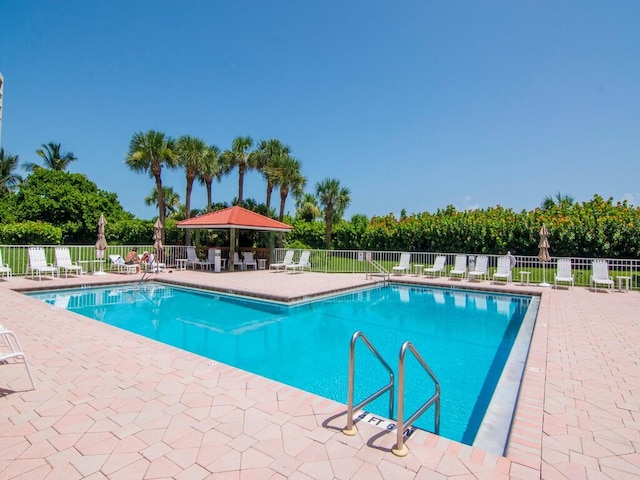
[392,341,441,457]
[343,331,395,436]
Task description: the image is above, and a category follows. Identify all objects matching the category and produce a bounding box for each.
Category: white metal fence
[1,245,637,290]
[0,245,193,276]
[273,248,640,289]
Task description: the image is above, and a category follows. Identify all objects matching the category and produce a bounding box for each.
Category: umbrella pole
[540,263,550,287]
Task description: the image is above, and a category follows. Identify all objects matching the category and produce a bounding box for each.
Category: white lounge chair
[449,255,468,280]
[590,260,614,291]
[185,246,213,270]
[286,250,311,273]
[423,255,446,277]
[0,326,35,390]
[55,247,83,277]
[243,252,258,270]
[270,250,294,272]
[0,250,12,279]
[468,255,489,282]
[27,247,58,280]
[146,253,166,273]
[109,254,138,274]
[392,252,411,275]
[493,256,512,284]
[554,258,574,289]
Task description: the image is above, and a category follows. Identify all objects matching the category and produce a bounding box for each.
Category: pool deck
[1,269,639,479]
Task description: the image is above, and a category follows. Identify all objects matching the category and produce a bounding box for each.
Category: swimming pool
[29,282,534,448]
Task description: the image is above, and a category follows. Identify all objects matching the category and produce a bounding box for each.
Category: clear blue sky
[1,0,639,220]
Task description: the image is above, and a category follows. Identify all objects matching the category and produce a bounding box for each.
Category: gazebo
[176,206,292,271]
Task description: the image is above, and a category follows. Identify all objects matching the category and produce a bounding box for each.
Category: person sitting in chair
[125,247,141,272]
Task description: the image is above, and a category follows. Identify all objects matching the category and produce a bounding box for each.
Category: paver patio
[1,269,639,479]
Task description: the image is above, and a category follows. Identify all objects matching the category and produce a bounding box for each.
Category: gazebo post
[229,228,237,272]
[269,233,275,265]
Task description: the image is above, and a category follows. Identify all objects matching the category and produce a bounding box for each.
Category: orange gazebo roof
[176,206,292,232]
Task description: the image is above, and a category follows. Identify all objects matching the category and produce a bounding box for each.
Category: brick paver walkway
[1,270,638,479]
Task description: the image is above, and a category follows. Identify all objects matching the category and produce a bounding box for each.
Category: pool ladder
[366,260,390,284]
[343,331,441,457]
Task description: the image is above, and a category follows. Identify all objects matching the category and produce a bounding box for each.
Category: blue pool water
[29,283,531,445]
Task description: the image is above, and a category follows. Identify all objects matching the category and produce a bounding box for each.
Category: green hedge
[287,195,640,258]
[0,221,63,245]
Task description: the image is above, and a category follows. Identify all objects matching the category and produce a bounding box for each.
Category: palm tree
[254,138,290,211]
[125,130,176,240]
[268,156,305,221]
[0,148,23,195]
[295,193,322,222]
[144,186,181,218]
[24,142,77,172]
[222,135,255,205]
[315,178,351,249]
[175,135,208,244]
[541,192,575,211]
[197,145,232,210]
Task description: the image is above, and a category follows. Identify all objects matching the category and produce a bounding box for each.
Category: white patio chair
[27,247,58,280]
[270,250,294,272]
[109,254,138,274]
[243,252,258,270]
[554,258,574,289]
[449,255,468,280]
[285,250,311,274]
[0,326,35,390]
[0,250,12,280]
[185,246,212,270]
[55,247,83,277]
[423,255,446,277]
[232,252,244,271]
[392,252,411,275]
[493,256,512,284]
[147,253,166,273]
[468,255,489,282]
[590,260,614,291]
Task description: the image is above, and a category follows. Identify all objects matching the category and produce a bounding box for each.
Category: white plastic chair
[590,260,614,291]
[27,247,58,280]
[0,250,12,279]
[554,258,574,289]
[270,250,294,272]
[0,326,35,390]
[392,252,411,275]
[55,247,83,277]
[449,255,468,280]
[147,253,166,273]
[423,255,446,277]
[243,252,258,270]
[109,254,138,274]
[468,255,489,281]
[285,250,311,273]
[493,256,512,284]
[185,246,212,270]
[232,252,244,271]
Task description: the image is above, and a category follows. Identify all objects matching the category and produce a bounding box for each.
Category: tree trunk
[205,178,213,210]
[185,175,194,245]
[279,187,288,221]
[266,182,273,211]
[324,208,333,249]
[237,164,245,204]
[155,175,166,243]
